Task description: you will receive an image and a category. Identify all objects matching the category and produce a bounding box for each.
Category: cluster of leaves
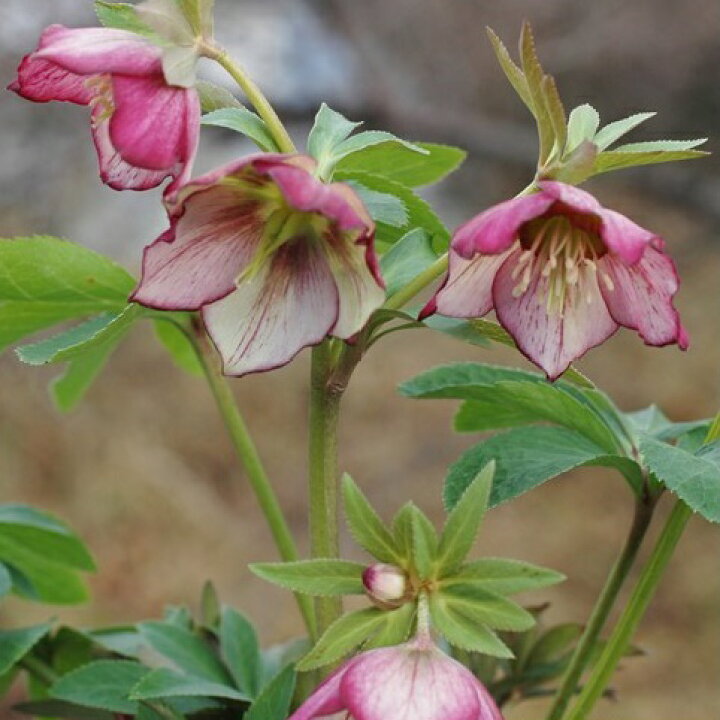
[460,605,642,708]
[400,362,720,523]
[251,468,564,669]
[2,584,300,720]
[488,22,707,184]
[0,237,203,411]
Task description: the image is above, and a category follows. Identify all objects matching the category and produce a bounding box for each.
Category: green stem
[20,655,58,686]
[545,496,656,720]
[566,500,692,720]
[205,45,297,154]
[308,342,344,640]
[384,254,448,311]
[195,329,315,636]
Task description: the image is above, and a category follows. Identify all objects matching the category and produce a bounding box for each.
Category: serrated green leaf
[307,104,362,168]
[333,171,448,249]
[444,426,620,510]
[625,405,709,443]
[439,584,535,632]
[129,667,249,702]
[527,623,583,665]
[196,81,242,113]
[436,462,494,575]
[410,506,438,579]
[593,149,708,174]
[296,608,388,671]
[363,602,416,650]
[245,664,295,720]
[639,435,720,522]
[343,181,408,227]
[565,104,600,155]
[84,627,145,657]
[335,142,466,188]
[138,622,232,684]
[14,699,114,720]
[454,397,540,433]
[391,503,414,561]
[380,230,438,296]
[593,112,656,151]
[219,607,261,697]
[0,623,52,675]
[541,75,567,157]
[519,22,555,164]
[553,139,598,185]
[429,594,513,658]
[486,27,532,112]
[95,1,161,39]
[445,559,565,595]
[250,560,365,596]
[0,236,135,353]
[202,108,280,152]
[154,320,203,377]
[331,132,426,172]
[51,660,148,714]
[342,474,401,564]
[614,138,707,153]
[421,315,492,348]
[0,505,94,571]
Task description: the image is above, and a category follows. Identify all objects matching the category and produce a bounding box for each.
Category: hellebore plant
[2,6,719,720]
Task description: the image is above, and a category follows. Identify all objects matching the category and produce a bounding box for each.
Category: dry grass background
[1,1,719,718]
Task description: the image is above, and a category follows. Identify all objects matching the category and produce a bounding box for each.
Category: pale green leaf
[439,584,535,632]
[219,607,262,697]
[129,668,249,702]
[613,138,707,153]
[363,602,416,650]
[307,104,362,166]
[202,108,280,152]
[593,149,708,174]
[542,75,567,157]
[380,230,437,296]
[95,1,161,39]
[421,316,492,348]
[196,81,242,113]
[250,560,365,596]
[154,320,203,377]
[485,27,533,112]
[343,181,408,227]
[410,506,438,579]
[444,558,565,595]
[565,104,600,155]
[593,112,656,150]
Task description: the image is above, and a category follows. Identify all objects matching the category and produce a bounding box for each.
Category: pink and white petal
[287,662,352,720]
[262,161,372,233]
[493,250,618,379]
[91,107,177,190]
[9,57,93,104]
[342,647,481,720]
[324,238,385,339]
[203,241,339,376]
[598,248,688,348]
[537,181,604,215]
[109,76,193,171]
[597,208,657,265]
[421,247,514,320]
[452,193,555,259]
[132,185,265,309]
[34,26,162,76]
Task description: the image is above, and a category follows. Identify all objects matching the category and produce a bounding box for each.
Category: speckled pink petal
[421,246,514,319]
[452,193,555,259]
[598,247,688,349]
[597,208,658,265]
[202,240,339,376]
[493,249,618,379]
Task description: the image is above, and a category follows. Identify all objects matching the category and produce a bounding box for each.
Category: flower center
[511,215,613,314]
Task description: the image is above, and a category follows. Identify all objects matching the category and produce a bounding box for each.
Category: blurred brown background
[1,1,719,718]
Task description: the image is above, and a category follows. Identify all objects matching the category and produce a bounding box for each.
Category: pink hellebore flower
[132,154,386,375]
[9,25,200,191]
[288,638,503,720]
[422,181,688,379]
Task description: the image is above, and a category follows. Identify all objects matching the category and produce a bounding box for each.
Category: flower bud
[362,563,411,609]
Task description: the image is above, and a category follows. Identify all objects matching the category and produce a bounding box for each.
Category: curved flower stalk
[9,24,200,191]
[132,154,386,376]
[289,635,503,720]
[422,181,688,379]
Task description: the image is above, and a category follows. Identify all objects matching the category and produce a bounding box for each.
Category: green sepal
[429,593,513,658]
[295,608,389,671]
[249,559,365,596]
[342,474,402,564]
[435,462,494,575]
[443,558,565,595]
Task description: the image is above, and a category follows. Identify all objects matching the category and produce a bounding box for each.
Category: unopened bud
[362,563,411,609]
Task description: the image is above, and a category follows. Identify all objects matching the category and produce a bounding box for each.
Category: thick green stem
[566,500,692,719]
[545,496,656,720]
[308,342,343,640]
[205,46,297,154]
[195,330,315,635]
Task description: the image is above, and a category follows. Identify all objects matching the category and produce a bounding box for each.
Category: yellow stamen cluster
[511,215,613,315]
[86,76,115,126]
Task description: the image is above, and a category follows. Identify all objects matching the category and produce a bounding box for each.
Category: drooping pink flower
[422,181,688,379]
[9,25,200,191]
[132,154,386,376]
[289,638,503,720]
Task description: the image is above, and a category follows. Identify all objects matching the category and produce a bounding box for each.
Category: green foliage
[129,667,249,702]
[335,171,449,249]
[154,320,204,377]
[219,607,262,698]
[244,664,295,720]
[344,182,408,228]
[380,229,438,296]
[202,108,280,152]
[0,505,94,605]
[95,2,161,39]
[444,559,565,595]
[196,81,242,112]
[250,560,366,596]
[0,624,52,675]
[335,142,466,187]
